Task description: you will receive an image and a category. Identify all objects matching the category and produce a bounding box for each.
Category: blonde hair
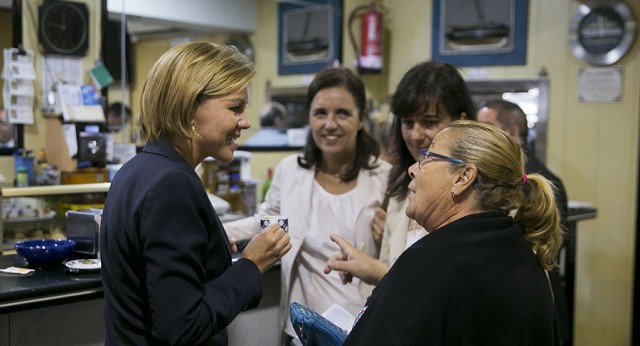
[445,120,563,270]
[140,41,255,141]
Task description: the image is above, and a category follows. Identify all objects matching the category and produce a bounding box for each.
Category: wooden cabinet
[0,298,105,346]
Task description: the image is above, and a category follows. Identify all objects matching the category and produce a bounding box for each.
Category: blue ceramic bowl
[14,239,76,267]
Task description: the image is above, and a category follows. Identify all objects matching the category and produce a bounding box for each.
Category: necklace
[317,169,342,178]
[317,163,343,177]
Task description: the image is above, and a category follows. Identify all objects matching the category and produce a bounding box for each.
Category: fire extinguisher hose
[348,4,373,72]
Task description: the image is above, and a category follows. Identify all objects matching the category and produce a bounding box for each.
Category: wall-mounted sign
[569,1,637,66]
[578,66,622,103]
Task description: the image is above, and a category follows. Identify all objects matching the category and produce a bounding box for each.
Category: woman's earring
[451,190,456,198]
[192,123,196,131]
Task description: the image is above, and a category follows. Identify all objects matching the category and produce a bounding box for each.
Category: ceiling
[1,0,257,40]
[107,0,257,40]
[111,15,221,42]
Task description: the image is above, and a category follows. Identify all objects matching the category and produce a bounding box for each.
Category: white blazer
[378,196,411,268]
[224,154,391,336]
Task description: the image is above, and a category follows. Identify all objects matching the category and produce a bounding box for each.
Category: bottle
[35,148,48,185]
[261,168,273,202]
[36,148,48,165]
[16,166,29,187]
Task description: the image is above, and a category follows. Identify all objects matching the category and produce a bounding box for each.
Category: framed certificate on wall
[431,0,528,67]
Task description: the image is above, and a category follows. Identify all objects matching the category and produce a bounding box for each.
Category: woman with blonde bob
[340,120,563,345]
[101,41,291,345]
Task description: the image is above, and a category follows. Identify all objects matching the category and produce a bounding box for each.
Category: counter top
[0,251,246,314]
[567,207,597,222]
[1,209,594,315]
[0,255,102,313]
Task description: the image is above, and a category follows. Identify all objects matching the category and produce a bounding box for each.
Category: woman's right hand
[241,223,291,273]
[324,234,389,286]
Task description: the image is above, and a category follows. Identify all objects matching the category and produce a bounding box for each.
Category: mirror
[0,3,24,156]
[239,82,309,151]
[467,77,550,164]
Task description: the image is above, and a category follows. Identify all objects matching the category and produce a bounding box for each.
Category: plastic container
[16,166,29,187]
[14,150,35,186]
[262,168,273,202]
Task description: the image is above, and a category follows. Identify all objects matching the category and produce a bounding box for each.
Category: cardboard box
[61,169,108,185]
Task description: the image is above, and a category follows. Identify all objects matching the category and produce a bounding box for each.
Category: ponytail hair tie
[522,174,528,185]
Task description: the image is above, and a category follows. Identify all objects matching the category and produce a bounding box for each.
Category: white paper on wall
[578,66,623,103]
[3,48,36,80]
[63,123,79,157]
[2,48,36,124]
[57,84,105,122]
[41,55,83,113]
[4,105,34,124]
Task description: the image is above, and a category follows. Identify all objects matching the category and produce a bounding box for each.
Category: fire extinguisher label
[360,10,383,70]
[359,56,383,70]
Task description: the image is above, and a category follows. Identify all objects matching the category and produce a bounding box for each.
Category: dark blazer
[100,139,262,346]
[345,212,561,346]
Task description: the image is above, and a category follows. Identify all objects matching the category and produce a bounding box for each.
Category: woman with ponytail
[341,120,563,345]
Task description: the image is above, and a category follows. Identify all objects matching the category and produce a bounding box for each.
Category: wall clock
[39,1,89,56]
[569,1,637,66]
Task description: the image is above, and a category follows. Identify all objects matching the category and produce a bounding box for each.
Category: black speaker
[78,132,107,165]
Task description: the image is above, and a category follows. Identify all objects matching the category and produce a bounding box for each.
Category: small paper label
[0,266,35,274]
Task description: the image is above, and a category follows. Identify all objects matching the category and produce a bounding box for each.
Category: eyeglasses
[418,149,464,169]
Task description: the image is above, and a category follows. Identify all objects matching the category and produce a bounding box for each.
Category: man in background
[106,102,131,132]
[477,99,571,345]
[106,102,140,145]
[243,101,289,146]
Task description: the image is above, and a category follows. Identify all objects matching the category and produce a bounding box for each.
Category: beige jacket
[378,196,411,268]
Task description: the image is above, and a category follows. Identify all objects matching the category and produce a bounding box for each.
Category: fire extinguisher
[349,2,384,74]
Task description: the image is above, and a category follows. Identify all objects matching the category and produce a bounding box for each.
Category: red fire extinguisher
[349,2,384,74]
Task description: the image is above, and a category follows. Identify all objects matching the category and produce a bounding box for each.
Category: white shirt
[405,219,429,250]
[286,180,364,337]
[223,154,391,337]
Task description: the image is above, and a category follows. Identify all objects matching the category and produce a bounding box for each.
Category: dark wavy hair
[387,61,476,200]
[297,67,380,181]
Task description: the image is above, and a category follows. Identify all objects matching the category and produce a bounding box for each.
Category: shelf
[3,211,57,224]
[1,183,111,253]
[567,207,597,222]
[1,183,110,197]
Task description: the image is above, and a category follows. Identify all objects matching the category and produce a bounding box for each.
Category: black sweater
[344,212,560,345]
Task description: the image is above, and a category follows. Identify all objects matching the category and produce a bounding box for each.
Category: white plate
[65,259,101,271]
